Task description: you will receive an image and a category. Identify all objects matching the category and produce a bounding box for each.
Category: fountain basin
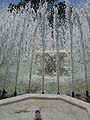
[0,94,90,120]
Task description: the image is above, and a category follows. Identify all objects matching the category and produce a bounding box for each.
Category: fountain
[0,1,90,120]
[0,0,90,98]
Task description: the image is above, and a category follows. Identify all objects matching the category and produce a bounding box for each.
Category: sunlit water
[0,1,90,94]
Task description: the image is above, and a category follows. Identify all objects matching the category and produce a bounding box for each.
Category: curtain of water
[2,11,17,95]
[41,3,47,94]
[66,3,75,97]
[14,14,26,96]
[28,17,39,93]
[54,8,60,94]
[74,10,89,97]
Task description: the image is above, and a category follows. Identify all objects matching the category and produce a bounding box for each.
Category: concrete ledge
[0,94,90,119]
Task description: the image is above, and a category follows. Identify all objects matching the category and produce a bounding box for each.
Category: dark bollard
[2,89,6,96]
[42,92,44,94]
[0,90,1,94]
[0,89,7,99]
[72,92,75,98]
[86,90,89,97]
[14,91,17,96]
[28,91,30,93]
[57,92,60,94]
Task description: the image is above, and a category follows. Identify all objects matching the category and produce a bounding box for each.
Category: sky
[0,0,88,7]
[0,0,19,5]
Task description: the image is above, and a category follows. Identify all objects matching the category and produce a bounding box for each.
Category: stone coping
[0,94,90,119]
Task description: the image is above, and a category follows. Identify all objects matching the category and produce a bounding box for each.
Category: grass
[0,76,90,102]
[45,79,90,101]
[0,78,41,96]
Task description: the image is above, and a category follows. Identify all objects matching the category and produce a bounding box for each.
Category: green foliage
[58,1,66,23]
[8,0,66,27]
[45,79,90,101]
[8,2,26,12]
[0,75,90,102]
[47,1,66,28]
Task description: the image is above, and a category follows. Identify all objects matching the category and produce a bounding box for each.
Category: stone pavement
[0,94,90,120]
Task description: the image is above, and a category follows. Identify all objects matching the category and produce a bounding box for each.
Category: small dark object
[42,92,44,94]
[0,90,1,94]
[72,92,75,98]
[2,89,7,96]
[35,110,40,113]
[86,90,89,97]
[0,90,8,100]
[57,92,60,94]
[28,91,31,93]
[34,110,42,120]
[14,91,17,96]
